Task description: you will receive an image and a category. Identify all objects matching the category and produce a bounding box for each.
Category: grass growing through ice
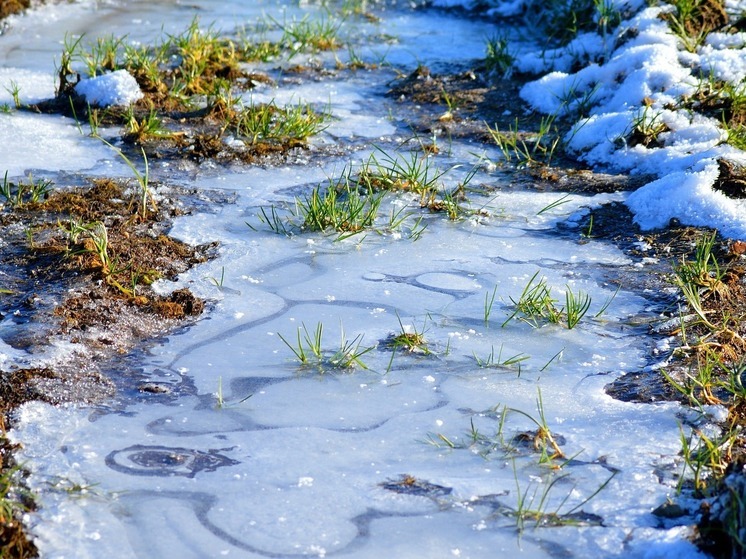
[4,80,21,110]
[297,180,383,236]
[483,285,498,324]
[252,147,485,239]
[278,321,374,372]
[0,172,53,208]
[234,101,331,146]
[473,344,530,372]
[354,148,481,220]
[386,313,431,354]
[487,116,561,168]
[356,147,447,195]
[270,14,342,55]
[509,463,614,534]
[510,388,566,464]
[536,193,572,216]
[252,176,428,241]
[502,272,593,329]
[426,389,565,465]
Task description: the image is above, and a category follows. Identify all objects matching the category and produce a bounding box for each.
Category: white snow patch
[75,70,143,107]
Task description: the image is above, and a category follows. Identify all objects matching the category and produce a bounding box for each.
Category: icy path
[0,1,706,558]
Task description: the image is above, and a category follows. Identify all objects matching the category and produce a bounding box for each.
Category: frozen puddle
[15,192,684,558]
[1,1,705,558]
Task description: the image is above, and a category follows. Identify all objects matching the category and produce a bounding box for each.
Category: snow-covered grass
[492,0,746,237]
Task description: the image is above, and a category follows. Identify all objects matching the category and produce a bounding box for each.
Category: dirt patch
[0,173,218,555]
[661,0,729,38]
[386,64,542,140]
[714,158,746,199]
[0,0,30,21]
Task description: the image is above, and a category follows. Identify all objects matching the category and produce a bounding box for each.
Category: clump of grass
[624,105,669,148]
[0,171,53,208]
[484,33,514,76]
[502,272,593,329]
[679,76,746,150]
[124,107,177,143]
[4,80,21,110]
[80,34,126,77]
[56,33,84,97]
[509,463,613,534]
[296,178,383,237]
[565,287,592,329]
[487,116,561,168]
[355,149,481,221]
[426,389,572,467]
[661,0,728,53]
[234,100,330,146]
[509,388,566,464]
[164,18,245,96]
[386,313,431,354]
[278,321,374,372]
[502,272,561,328]
[356,147,448,195]
[279,322,324,364]
[667,231,746,359]
[272,14,342,54]
[662,347,744,407]
[673,231,726,296]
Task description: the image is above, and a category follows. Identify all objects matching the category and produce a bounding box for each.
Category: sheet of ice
[12,141,698,557]
[0,68,55,104]
[0,112,112,176]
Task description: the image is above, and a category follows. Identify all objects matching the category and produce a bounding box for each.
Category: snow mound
[74,70,143,107]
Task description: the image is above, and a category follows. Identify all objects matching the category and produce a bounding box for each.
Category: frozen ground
[1,0,743,557]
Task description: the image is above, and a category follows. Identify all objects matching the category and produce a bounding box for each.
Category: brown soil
[0,0,29,20]
[0,175,216,555]
[714,158,746,199]
[661,0,729,38]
